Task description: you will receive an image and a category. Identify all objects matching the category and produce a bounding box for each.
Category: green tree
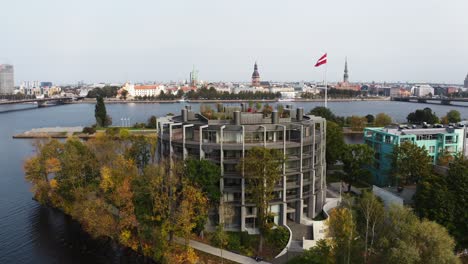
[56,138,100,206]
[125,135,151,171]
[326,121,345,166]
[95,96,111,127]
[239,147,284,252]
[374,113,392,127]
[147,115,157,129]
[327,207,360,264]
[357,191,384,263]
[24,139,64,203]
[341,144,374,192]
[184,159,221,204]
[287,239,334,264]
[379,205,460,264]
[391,141,432,185]
[121,89,128,100]
[415,156,468,249]
[446,110,461,123]
[437,148,453,166]
[407,107,439,124]
[309,106,337,122]
[365,114,375,124]
[348,116,367,131]
[211,225,229,263]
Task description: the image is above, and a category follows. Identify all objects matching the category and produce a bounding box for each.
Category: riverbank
[74,97,390,104]
[13,127,157,139]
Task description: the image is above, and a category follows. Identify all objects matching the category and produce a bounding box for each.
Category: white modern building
[411,84,434,97]
[0,64,14,94]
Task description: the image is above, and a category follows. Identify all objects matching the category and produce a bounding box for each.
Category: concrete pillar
[219,126,226,226]
[199,125,208,160]
[183,124,194,160]
[297,125,304,222]
[241,126,246,231]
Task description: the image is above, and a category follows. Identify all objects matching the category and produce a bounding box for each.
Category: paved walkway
[176,238,271,264]
[329,182,362,195]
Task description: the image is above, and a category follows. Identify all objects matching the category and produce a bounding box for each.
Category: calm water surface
[1,101,468,263]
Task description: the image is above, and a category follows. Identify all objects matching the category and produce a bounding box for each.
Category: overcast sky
[1,0,467,84]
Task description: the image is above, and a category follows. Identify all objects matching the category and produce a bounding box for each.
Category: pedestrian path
[175,237,271,264]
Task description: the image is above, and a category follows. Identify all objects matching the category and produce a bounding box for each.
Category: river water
[1,100,468,263]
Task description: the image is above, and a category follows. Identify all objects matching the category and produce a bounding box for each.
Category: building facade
[0,64,14,94]
[464,73,468,88]
[411,84,434,97]
[157,105,327,231]
[251,62,260,87]
[364,126,466,186]
[189,65,199,86]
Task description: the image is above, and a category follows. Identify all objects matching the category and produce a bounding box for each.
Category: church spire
[343,57,349,83]
[251,61,260,87]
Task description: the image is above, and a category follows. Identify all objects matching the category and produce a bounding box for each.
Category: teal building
[364,126,466,186]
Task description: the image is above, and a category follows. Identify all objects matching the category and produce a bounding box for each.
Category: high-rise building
[157,105,327,231]
[189,65,198,86]
[343,58,349,83]
[0,64,14,94]
[464,73,468,88]
[251,62,260,87]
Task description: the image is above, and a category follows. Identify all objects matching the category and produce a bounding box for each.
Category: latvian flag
[314,53,327,67]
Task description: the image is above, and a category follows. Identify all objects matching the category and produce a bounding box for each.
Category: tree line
[302,88,363,99]
[86,86,120,98]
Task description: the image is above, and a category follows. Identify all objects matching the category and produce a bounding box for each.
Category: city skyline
[1,0,467,84]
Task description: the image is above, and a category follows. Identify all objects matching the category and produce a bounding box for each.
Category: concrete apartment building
[364,126,466,186]
[157,104,327,231]
[0,64,14,94]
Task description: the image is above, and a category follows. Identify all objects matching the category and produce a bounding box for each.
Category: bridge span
[0,97,83,107]
[391,96,468,107]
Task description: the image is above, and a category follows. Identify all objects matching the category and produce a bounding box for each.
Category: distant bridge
[0,97,84,107]
[391,96,468,106]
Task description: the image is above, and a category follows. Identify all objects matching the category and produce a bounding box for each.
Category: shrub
[105,127,120,137]
[82,126,96,134]
[119,129,130,139]
[133,122,146,129]
[227,233,242,251]
[266,226,290,249]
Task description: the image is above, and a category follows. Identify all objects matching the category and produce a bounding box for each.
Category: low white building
[133,85,165,97]
[120,83,165,98]
[232,85,268,94]
[412,84,434,97]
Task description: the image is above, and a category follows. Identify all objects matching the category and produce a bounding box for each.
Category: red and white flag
[314,53,327,67]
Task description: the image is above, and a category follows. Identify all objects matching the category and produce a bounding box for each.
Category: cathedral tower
[251,62,260,87]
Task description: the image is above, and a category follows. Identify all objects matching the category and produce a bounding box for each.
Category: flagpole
[324,57,328,108]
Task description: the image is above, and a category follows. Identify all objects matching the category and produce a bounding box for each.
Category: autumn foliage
[24,135,209,264]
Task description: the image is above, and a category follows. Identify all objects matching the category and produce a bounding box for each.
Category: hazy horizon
[1,0,467,85]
